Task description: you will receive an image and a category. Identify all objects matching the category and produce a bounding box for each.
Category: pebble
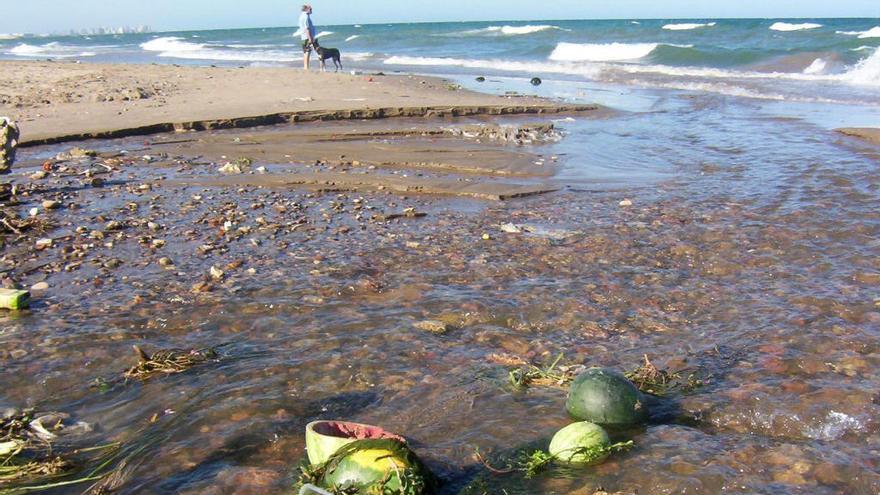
[30,282,49,292]
[158,257,174,267]
[35,238,53,250]
[209,266,225,280]
[619,199,633,207]
[413,320,449,335]
[10,349,27,359]
[42,200,61,210]
[30,171,48,180]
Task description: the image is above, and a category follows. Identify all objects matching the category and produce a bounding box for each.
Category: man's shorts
[302,39,315,53]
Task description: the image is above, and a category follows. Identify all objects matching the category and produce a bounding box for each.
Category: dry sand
[0,61,597,145]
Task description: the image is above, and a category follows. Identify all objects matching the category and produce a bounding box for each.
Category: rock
[87,177,105,187]
[530,77,542,86]
[57,147,97,160]
[476,76,486,82]
[0,117,19,173]
[158,257,174,267]
[414,320,449,335]
[42,200,61,210]
[209,265,225,280]
[10,349,27,359]
[30,171,48,180]
[35,238,53,250]
[105,221,123,231]
[30,282,49,292]
[619,199,633,207]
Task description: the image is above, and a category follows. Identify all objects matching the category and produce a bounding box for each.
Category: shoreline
[0,60,600,145]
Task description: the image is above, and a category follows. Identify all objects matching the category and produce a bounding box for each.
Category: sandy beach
[0,61,596,144]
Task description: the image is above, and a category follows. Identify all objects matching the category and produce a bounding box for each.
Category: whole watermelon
[565,368,648,425]
[548,422,611,464]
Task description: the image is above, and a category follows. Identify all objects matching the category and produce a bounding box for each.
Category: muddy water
[2,90,880,495]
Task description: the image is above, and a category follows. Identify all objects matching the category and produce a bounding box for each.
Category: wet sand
[0,61,597,145]
[837,127,880,145]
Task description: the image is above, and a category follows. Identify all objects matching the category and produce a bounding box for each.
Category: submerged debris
[0,208,51,235]
[123,345,219,381]
[625,354,708,396]
[445,123,560,145]
[508,353,585,389]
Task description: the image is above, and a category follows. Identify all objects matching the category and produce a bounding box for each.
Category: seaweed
[474,441,634,479]
[507,353,584,390]
[625,354,709,396]
[123,345,218,381]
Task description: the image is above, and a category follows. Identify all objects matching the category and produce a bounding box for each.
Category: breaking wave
[663,22,716,31]
[456,25,567,36]
[836,26,880,39]
[141,35,367,63]
[769,22,822,32]
[9,42,97,58]
[549,42,660,62]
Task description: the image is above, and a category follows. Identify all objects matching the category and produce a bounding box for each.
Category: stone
[30,171,48,180]
[158,257,174,267]
[30,282,49,292]
[35,238,53,250]
[209,266,225,280]
[42,200,61,210]
[619,199,633,207]
[414,320,449,335]
[0,117,19,173]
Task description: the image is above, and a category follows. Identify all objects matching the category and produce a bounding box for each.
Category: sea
[2,18,879,105]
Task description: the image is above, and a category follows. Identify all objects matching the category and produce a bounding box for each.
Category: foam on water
[770,22,823,32]
[9,42,97,58]
[836,26,880,39]
[549,42,660,62]
[840,47,880,86]
[803,58,828,75]
[141,36,294,62]
[663,22,716,31]
[457,25,567,36]
[345,35,360,42]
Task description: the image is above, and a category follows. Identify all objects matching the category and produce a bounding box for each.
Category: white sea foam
[9,42,96,58]
[836,26,880,39]
[803,58,827,74]
[0,33,22,40]
[662,22,716,31]
[457,25,567,36]
[345,35,360,42]
[769,22,822,32]
[550,42,659,62]
[292,29,334,38]
[383,55,602,78]
[840,47,880,86]
[141,37,205,53]
[385,46,880,92]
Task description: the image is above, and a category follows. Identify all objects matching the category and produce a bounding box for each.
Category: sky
[2,0,879,34]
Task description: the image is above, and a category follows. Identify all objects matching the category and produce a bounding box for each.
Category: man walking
[299,4,317,70]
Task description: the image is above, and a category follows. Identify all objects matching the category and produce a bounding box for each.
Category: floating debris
[625,354,709,396]
[123,345,218,381]
[508,353,585,389]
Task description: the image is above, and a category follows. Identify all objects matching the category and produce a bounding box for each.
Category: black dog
[314,44,342,72]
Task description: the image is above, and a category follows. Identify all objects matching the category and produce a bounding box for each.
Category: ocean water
[2,18,879,107]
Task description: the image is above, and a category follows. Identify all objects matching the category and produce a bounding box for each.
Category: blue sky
[3,0,879,34]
